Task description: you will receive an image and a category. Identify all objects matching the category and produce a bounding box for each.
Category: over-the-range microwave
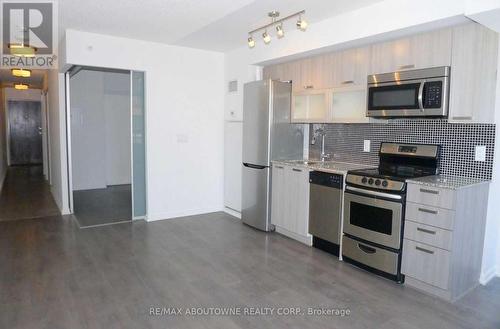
[366,66,450,118]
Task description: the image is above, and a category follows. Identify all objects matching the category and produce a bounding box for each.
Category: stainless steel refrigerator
[242,80,304,231]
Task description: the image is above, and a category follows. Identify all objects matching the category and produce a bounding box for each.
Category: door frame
[64,66,148,220]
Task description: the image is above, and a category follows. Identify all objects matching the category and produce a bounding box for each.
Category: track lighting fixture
[248,36,255,48]
[262,31,271,44]
[276,24,284,38]
[296,16,308,31]
[247,10,306,48]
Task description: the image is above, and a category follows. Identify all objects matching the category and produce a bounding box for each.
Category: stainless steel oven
[343,186,403,250]
[367,66,450,118]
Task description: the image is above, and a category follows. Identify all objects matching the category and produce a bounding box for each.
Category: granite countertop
[406,175,490,190]
[272,159,373,175]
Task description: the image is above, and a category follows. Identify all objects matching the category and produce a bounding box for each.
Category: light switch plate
[363,140,371,152]
[475,146,486,162]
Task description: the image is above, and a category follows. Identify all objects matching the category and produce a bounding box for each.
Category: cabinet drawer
[405,202,455,230]
[404,220,453,251]
[407,184,456,210]
[402,239,450,290]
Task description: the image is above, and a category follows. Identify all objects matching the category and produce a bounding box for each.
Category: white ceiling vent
[228,80,238,93]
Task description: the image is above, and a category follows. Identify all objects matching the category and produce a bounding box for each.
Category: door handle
[358,243,376,254]
[292,168,302,172]
[418,81,425,112]
[243,163,268,170]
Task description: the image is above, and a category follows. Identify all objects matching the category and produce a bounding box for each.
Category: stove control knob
[361,177,368,184]
[368,178,374,185]
[382,180,388,187]
[375,179,381,186]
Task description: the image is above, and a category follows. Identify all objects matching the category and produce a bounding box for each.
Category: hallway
[0,166,60,221]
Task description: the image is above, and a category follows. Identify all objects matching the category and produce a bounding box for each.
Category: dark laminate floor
[0,212,499,329]
[73,185,132,228]
[0,165,60,222]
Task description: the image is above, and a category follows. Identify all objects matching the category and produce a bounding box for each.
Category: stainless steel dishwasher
[308,171,343,256]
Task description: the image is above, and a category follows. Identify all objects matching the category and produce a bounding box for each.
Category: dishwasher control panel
[309,171,343,189]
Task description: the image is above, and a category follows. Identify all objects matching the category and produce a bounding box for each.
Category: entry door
[8,101,43,165]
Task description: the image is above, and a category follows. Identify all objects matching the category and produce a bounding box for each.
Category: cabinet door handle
[292,168,302,172]
[417,227,436,235]
[451,116,473,120]
[415,246,435,254]
[399,64,415,70]
[304,85,314,89]
[420,188,439,195]
[275,166,284,169]
[418,207,438,215]
[341,80,354,85]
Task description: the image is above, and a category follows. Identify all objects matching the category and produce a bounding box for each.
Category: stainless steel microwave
[366,66,450,118]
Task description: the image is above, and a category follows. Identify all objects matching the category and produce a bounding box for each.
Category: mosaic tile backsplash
[309,119,496,180]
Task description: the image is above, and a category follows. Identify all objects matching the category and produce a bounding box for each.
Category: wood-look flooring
[0,165,59,221]
[0,212,499,329]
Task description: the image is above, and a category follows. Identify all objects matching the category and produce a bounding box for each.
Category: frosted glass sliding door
[131,71,146,218]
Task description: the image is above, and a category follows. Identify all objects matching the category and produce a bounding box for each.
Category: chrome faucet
[312,126,330,162]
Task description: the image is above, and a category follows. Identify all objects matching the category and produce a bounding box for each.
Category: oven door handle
[418,80,426,112]
[345,185,403,200]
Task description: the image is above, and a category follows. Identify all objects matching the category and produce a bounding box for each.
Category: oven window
[350,202,393,235]
[368,83,420,110]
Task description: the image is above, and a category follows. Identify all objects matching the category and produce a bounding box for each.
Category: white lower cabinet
[271,164,312,245]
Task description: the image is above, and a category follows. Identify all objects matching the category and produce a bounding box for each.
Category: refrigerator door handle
[243,163,268,170]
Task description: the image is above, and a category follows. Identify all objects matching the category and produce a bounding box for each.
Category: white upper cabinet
[448,23,498,123]
[369,29,452,75]
[264,22,498,125]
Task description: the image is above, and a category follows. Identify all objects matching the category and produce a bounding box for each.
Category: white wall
[0,88,7,189]
[70,69,130,190]
[70,70,107,190]
[47,70,70,214]
[103,71,131,186]
[63,30,225,220]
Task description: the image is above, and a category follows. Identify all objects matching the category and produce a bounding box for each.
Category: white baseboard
[275,225,313,246]
[480,266,498,285]
[147,206,224,222]
[224,207,241,219]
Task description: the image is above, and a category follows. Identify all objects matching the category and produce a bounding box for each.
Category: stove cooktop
[348,167,432,181]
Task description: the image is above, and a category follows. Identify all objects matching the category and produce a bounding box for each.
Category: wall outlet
[475,145,486,162]
[363,140,371,152]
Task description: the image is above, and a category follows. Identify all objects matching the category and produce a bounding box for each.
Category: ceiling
[0,69,45,89]
[58,0,385,52]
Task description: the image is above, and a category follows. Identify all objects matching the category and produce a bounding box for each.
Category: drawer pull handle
[358,244,376,254]
[399,64,415,70]
[275,166,284,169]
[417,227,436,235]
[452,116,473,120]
[292,168,302,172]
[418,208,438,215]
[415,246,435,254]
[304,85,314,89]
[420,188,439,195]
[341,80,354,85]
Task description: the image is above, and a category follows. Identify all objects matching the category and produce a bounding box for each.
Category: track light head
[276,24,284,38]
[296,17,308,31]
[262,31,271,44]
[248,36,255,48]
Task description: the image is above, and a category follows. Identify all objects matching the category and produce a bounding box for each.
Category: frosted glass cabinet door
[291,90,330,123]
[331,87,368,123]
[131,71,146,218]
